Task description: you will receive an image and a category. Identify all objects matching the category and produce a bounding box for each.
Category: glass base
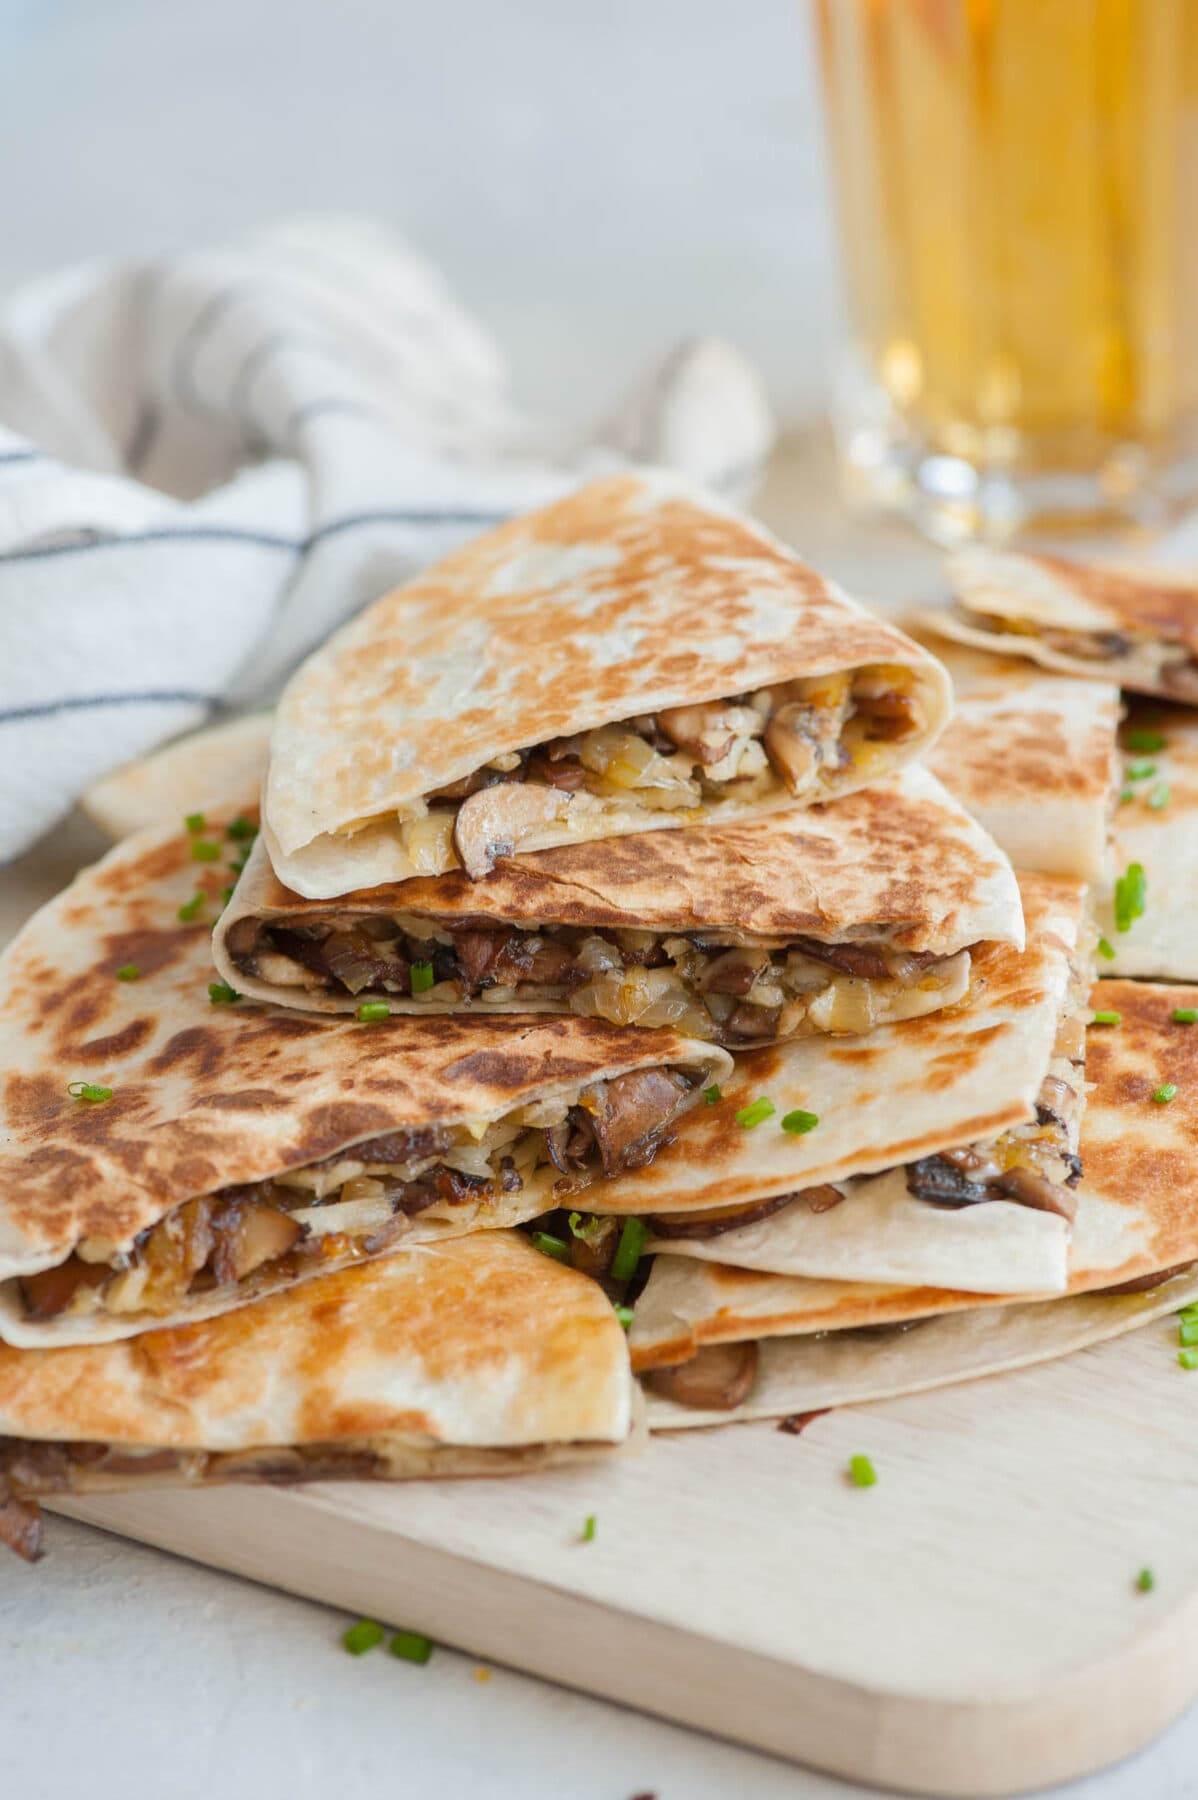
[832,361,1198,547]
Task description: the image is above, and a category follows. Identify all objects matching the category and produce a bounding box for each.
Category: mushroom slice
[657,701,758,766]
[643,1341,760,1411]
[453,782,574,879]
[762,703,824,794]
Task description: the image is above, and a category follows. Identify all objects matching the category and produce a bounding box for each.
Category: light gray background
[3,5,1197,1797]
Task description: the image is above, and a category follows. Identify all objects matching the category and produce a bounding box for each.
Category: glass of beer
[813,0,1198,542]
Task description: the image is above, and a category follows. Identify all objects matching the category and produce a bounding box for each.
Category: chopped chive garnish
[1113,862,1146,934]
[342,1619,384,1655]
[356,1000,390,1021]
[226,816,257,842]
[228,853,250,876]
[184,812,206,834]
[1153,1083,1178,1105]
[581,1514,597,1542]
[848,1454,877,1488]
[1119,789,1135,805]
[781,1109,820,1136]
[1096,937,1116,962]
[177,890,205,923]
[1136,1568,1155,1593]
[702,1084,722,1105]
[612,1303,633,1330]
[1147,783,1171,811]
[1179,1347,1198,1371]
[190,838,221,862]
[410,960,435,994]
[1126,728,1166,753]
[1091,1010,1122,1027]
[208,982,240,1005]
[1126,760,1157,781]
[531,1231,570,1262]
[1178,1317,1198,1347]
[567,1211,603,1242]
[221,885,235,905]
[67,1081,112,1104]
[1174,1009,1198,1025]
[735,1096,776,1130]
[610,1216,646,1283]
[389,1630,433,1665]
[115,964,140,981]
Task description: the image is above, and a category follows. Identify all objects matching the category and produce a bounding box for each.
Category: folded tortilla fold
[264,470,951,897]
[214,765,1022,1049]
[0,810,727,1347]
[631,980,1198,1380]
[919,546,1198,702]
[0,1231,635,1559]
[1095,704,1198,979]
[583,874,1086,1270]
[642,1268,1198,1431]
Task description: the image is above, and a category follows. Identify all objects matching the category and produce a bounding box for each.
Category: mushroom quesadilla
[1095,706,1198,980]
[924,662,1120,884]
[0,1230,636,1560]
[215,766,1022,1047]
[569,876,1090,1301]
[264,472,952,896]
[0,813,727,1346]
[634,981,1198,1415]
[920,546,1198,702]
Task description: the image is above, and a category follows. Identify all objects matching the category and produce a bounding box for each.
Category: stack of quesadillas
[5,478,1196,1556]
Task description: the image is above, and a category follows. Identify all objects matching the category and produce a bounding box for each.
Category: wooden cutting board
[54,1313,1198,1798]
[15,450,1197,1796]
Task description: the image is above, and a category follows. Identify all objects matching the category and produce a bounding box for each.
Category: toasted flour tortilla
[631,980,1198,1383]
[82,715,272,842]
[583,873,1086,1245]
[214,765,1022,1049]
[0,810,727,1347]
[265,471,951,897]
[642,1267,1198,1430]
[1095,705,1198,979]
[926,667,1120,883]
[919,547,1198,701]
[0,1231,635,1559]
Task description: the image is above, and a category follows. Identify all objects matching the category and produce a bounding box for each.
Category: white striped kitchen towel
[0,216,773,863]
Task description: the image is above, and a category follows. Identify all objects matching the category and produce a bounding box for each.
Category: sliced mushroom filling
[226,914,973,1047]
[956,608,1198,702]
[347,667,927,876]
[13,1069,699,1325]
[906,944,1090,1223]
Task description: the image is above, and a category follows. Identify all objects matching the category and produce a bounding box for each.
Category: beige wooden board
[54,1314,1198,1799]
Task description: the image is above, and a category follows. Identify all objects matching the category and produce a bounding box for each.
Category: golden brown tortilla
[0,808,726,1345]
[265,471,952,895]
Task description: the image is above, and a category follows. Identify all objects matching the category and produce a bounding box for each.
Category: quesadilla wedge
[1096,705,1198,979]
[214,766,1022,1047]
[925,665,1120,884]
[920,546,1198,701]
[0,1230,636,1561]
[264,471,952,896]
[641,1268,1198,1429]
[82,713,272,843]
[564,877,1088,1296]
[633,980,1198,1413]
[0,812,727,1347]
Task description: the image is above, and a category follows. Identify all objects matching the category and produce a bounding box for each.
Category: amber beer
[814,0,1198,539]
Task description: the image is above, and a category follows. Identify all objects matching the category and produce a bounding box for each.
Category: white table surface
[4,5,1198,1795]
